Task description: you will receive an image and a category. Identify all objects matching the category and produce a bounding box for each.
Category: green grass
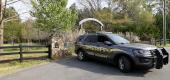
[164,44,170,47]
[3,43,48,53]
[0,53,50,76]
[156,44,170,47]
[0,59,50,76]
[3,44,19,46]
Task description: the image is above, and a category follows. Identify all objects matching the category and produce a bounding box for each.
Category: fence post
[48,45,52,59]
[19,44,23,62]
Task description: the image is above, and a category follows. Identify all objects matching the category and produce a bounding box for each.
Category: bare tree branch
[5,0,22,6]
[4,11,29,21]
[3,18,18,23]
[2,0,7,20]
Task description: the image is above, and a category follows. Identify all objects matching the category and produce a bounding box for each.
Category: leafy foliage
[3,0,170,43]
[32,0,77,36]
[4,8,23,43]
[78,0,162,40]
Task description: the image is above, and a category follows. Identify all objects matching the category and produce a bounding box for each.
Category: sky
[6,0,77,21]
[67,0,77,8]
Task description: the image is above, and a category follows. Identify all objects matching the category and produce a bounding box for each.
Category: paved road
[0,48,170,80]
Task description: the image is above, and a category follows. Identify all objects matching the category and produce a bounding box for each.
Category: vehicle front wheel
[118,56,131,73]
[77,51,86,61]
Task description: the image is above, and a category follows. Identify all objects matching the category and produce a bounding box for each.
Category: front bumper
[135,48,169,69]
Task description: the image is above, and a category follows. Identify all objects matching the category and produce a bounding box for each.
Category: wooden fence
[0,44,52,62]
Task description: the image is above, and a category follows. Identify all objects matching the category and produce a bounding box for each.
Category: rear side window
[84,35,97,43]
[76,36,84,42]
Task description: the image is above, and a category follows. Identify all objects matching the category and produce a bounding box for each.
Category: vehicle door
[96,35,115,60]
[83,35,99,57]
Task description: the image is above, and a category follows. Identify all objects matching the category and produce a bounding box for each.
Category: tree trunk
[0,0,3,53]
[0,22,3,52]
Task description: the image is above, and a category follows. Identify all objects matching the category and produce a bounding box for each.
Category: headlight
[133,49,152,57]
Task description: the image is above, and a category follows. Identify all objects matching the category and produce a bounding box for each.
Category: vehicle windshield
[107,34,130,44]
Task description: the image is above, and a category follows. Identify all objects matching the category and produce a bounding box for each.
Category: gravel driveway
[0,48,170,80]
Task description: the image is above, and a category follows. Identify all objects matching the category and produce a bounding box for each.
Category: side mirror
[104,41,112,46]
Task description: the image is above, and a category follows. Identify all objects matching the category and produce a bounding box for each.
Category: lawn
[0,44,51,76]
[156,44,170,47]
[164,44,170,47]
[0,59,50,76]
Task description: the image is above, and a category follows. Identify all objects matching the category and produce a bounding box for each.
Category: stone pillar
[51,37,65,59]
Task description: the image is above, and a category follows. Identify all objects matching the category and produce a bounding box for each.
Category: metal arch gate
[79,18,104,31]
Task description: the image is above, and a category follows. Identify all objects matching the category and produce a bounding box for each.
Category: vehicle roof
[84,32,116,36]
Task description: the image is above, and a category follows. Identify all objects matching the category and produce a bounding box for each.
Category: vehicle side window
[76,36,84,42]
[84,35,97,43]
[98,35,110,43]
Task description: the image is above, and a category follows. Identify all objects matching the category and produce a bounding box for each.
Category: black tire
[77,50,86,61]
[118,56,131,73]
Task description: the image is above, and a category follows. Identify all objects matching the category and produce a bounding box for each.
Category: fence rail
[0,44,52,62]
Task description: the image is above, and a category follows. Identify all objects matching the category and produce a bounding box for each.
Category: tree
[0,0,26,51]
[22,19,50,44]
[4,7,23,44]
[154,0,170,40]
[78,0,160,41]
[167,0,170,13]
[22,19,34,44]
[32,0,77,38]
[4,21,23,44]
[78,0,131,31]
[78,0,103,11]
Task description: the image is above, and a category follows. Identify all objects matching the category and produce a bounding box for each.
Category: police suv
[75,32,169,72]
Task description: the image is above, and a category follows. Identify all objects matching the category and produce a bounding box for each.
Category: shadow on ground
[55,56,153,77]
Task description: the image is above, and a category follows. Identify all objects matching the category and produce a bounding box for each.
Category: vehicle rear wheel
[118,56,131,73]
[77,51,86,61]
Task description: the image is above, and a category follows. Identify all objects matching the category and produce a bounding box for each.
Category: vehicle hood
[116,43,157,50]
